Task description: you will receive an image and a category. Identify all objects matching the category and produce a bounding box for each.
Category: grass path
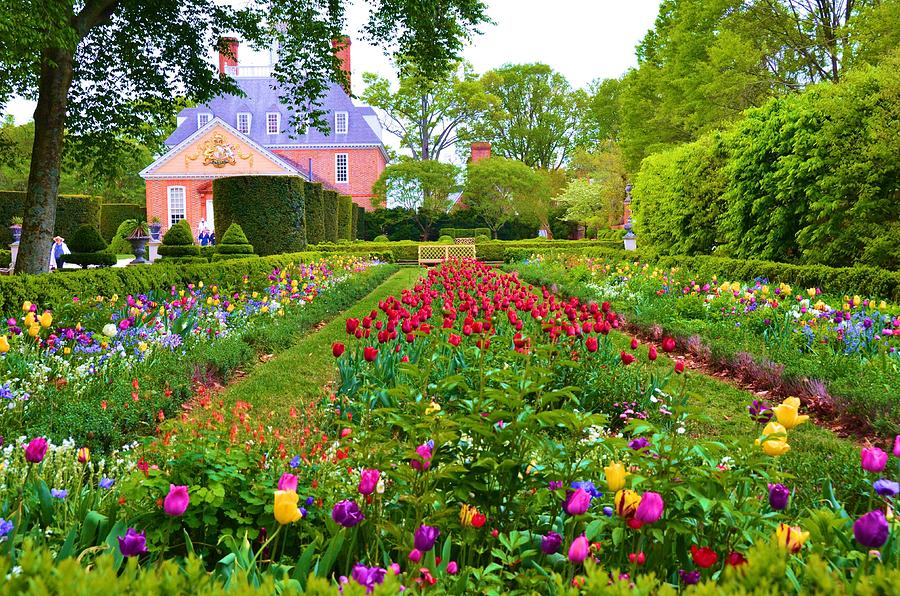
[219,267,423,415]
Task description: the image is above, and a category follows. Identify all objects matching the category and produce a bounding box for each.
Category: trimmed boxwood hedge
[158,220,200,259]
[351,202,359,240]
[337,195,353,241]
[0,250,328,312]
[356,205,366,240]
[310,239,621,263]
[213,176,306,256]
[100,203,146,242]
[0,192,101,244]
[440,227,491,239]
[0,250,11,266]
[305,183,326,245]
[322,190,339,243]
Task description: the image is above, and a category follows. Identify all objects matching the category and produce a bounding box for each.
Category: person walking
[49,236,70,270]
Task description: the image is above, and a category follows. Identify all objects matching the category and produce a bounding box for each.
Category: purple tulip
[768,483,790,510]
[540,531,563,554]
[628,437,650,450]
[635,491,664,524]
[603,506,613,517]
[548,481,563,491]
[853,510,889,548]
[873,479,899,497]
[351,564,387,593]
[358,469,380,495]
[24,437,48,463]
[118,528,148,557]
[413,524,440,551]
[565,487,591,515]
[747,400,773,424]
[861,447,888,472]
[163,484,190,516]
[332,500,365,527]
[679,570,701,585]
[568,535,589,564]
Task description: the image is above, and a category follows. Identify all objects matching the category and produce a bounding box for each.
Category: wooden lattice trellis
[418,244,477,265]
[454,237,475,245]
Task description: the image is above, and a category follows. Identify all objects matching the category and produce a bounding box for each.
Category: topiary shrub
[475,234,490,243]
[437,235,454,244]
[337,195,353,241]
[305,183,326,245]
[355,205,366,240]
[216,223,256,256]
[65,224,117,268]
[158,220,200,259]
[322,190,339,243]
[373,234,389,242]
[213,176,306,255]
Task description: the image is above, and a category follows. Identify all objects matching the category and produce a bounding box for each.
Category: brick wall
[146,178,212,237]
[274,147,384,210]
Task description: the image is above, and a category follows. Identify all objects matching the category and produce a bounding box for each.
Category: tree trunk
[15,47,75,274]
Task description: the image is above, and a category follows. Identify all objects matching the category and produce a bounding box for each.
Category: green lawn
[219,267,423,416]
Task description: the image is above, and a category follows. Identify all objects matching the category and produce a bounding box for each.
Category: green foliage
[436,235,454,244]
[633,132,729,255]
[463,156,545,236]
[68,224,107,253]
[562,145,627,230]
[0,191,100,244]
[351,201,359,239]
[99,203,146,243]
[0,249,10,266]
[337,195,353,241]
[355,205,366,240]
[216,223,255,258]
[474,234,489,242]
[322,190,339,243]
[213,176,306,256]
[372,158,460,239]
[373,234,389,242]
[219,222,250,245]
[160,220,195,246]
[304,182,326,245]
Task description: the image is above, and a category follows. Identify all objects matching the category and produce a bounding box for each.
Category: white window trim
[167,186,187,228]
[334,111,348,135]
[236,112,252,134]
[266,112,280,135]
[335,153,349,184]
[197,112,212,128]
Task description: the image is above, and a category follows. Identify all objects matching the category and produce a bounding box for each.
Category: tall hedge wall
[0,192,101,244]
[322,190,339,243]
[305,183,326,245]
[212,176,306,256]
[100,204,146,242]
[338,195,353,241]
[355,205,366,240]
[632,56,900,269]
[351,202,359,240]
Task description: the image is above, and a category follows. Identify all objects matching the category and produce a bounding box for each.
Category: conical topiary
[69,224,108,253]
[158,219,200,258]
[213,222,257,261]
[220,222,250,245]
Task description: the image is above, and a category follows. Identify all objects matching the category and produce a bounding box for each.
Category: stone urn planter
[126,225,151,265]
[149,221,162,242]
[9,224,22,243]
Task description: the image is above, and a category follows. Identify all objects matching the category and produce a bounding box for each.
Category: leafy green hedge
[440,227,491,239]
[0,249,10,266]
[0,192,101,244]
[213,176,306,256]
[322,190,339,243]
[355,205,366,240]
[311,239,622,263]
[0,250,328,312]
[99,203,145,242]
[337,195,353,241]
[304,182,326,245]
[351,202,359,240]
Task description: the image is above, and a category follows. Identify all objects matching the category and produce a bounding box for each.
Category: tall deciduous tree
[463,156,546,238]
[360,63,493,161]
[372,158,460,240]
[462,63,578,170]
[0,0,487,273]
[561,145,628,231]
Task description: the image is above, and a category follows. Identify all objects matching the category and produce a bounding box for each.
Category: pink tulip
[278,473,299,492]
[358,469,380,495]
[447,561,459,575]
[894,435,900,458]
[568,535,589,564]
[24,437,48,463]
[163,484,190,516]
[408,548,422,563]
[565,488,591,516]
[861,447,888,473]
[635,491,664,524]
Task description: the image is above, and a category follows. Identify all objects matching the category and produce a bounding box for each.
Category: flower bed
[513,254,900,436]
[1,260,898,592]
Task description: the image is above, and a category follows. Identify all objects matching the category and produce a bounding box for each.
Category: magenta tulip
[24,437,48,463]
[565,487,591,515]
[358,469,380,495]
[635,491,664,524]
[278,473,298,492]
[861,447,888,472]
[163,484,190,516]
[893,435,900,458]
[568,535,589,564]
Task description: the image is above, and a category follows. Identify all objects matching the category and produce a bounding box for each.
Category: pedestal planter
[127,229,152,265]
[149,222,162,242]
[9,225,21,243]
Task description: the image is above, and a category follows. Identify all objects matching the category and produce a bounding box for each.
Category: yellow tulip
[425,401,441,415]
[22,301,32,312]
[459,504,476,526]
[853,295,861,307]
[24,313,35,327]
[273,490,303,525]
[775,523,809,553]
[39,312,52,328]
[761,421,787,438]
[604,462,628,492]
[758,437,791,456]
[0,335,9,353]
[28,324,40,337]
[773,398,809,430]
[807,288,816,298]
[614,489,641,518]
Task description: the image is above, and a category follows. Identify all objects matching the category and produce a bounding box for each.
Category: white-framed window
[167,186,186,228]
[266,112,280,135]
[197,112,212,128]
[335,153,349,183]
[334,111,348,134]
[236,112,251,134]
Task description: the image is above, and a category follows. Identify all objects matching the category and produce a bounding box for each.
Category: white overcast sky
[4,0,660,127]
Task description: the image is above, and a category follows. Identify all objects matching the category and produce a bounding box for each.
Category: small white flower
[102,323,117,337]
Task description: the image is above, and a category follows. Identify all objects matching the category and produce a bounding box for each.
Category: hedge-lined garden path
[218,267,423,416]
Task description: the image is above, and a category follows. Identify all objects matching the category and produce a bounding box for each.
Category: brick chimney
[218,37,239,75]
[470,142,491,163]
[332,36,352,93]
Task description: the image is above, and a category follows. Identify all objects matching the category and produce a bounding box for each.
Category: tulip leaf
[585,519,603,541]
[315,531,345,578]
[612,527,625,547]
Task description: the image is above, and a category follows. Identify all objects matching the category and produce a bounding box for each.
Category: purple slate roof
[165,78,383,148]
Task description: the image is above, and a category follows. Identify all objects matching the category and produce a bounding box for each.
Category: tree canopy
[463,156,547,237]
[372,158,460,240]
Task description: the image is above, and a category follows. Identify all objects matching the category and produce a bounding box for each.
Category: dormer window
[266,112,280,135]
[334,111,348,135]
[236,112,251,134]
[197,113,212,128]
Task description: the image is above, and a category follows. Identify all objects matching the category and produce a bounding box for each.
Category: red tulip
[345,318,359,334]
[674,359,685,374]
[691,545,718,568]
[661,337,676,353]
[363,346,378,362]
[620,351,635,365]
[648,345,657,361]
[726,551,747,566]
[629,552,646,565]
[630,337,639,350]
[585,336,598,353]
[332,342,345,358]
[449,334,461,347]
